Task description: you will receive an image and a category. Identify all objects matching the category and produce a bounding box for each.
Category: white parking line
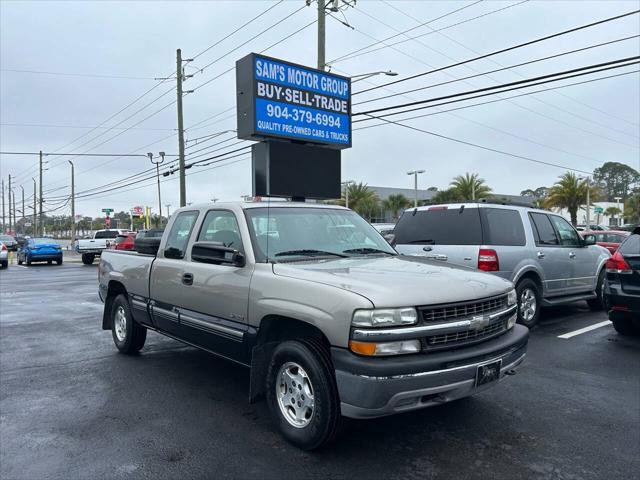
[558,320,612,339]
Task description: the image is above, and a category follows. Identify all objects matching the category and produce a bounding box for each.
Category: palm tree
[382,194,411,221]
[340,182,379,219]
[544,172,588,226]
[450,173,492,200]
[624,194,640,224]
[430,188,463,204]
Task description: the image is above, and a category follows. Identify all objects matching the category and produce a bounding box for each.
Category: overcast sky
[1,0,639,219]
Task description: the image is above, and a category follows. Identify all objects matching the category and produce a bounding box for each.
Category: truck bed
[100,250,155,300]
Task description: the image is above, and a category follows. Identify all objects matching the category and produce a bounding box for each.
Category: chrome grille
[420,295,508,323]
[425,317,506,349]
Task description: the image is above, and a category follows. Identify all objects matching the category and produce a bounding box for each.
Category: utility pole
[11,187,16,235]
[585,177,590,229]
[176,48,187,207]
[20,185,25,235]
[32,178,37,235]
[8,174,12,234]
[1,179,4,234]
[148,152,164,226]
[317,0,326,70]
[39,150,43,236]
[68,160,75,240]
[165,204,171,219]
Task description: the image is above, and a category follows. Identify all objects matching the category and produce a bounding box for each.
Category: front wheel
[266,339,341,450]
[516,278,541,328]
[111,294,147,354]
[56,259,63,265]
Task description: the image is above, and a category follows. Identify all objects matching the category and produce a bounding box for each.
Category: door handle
[182,273,194,285]
[423,246,433,252]
[569,252,576,259]
[537,252,545,259]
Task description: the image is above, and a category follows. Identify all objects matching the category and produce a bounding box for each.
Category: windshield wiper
[342,248,395,256]
[274,249,348,258]
[407,239,435,244]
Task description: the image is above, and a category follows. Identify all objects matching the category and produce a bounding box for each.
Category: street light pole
[20,185,24,235]
[32,178,36,235]
[407,170,425,208]
[341,180,354,209]
[148,152,165,227]
[351,70,399,83]
[165,204,171,219]
[614,196,622,227]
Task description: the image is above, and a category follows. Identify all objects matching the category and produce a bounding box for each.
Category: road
[1,264,638,480]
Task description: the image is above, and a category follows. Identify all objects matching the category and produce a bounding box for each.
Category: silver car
[394,202,610,326]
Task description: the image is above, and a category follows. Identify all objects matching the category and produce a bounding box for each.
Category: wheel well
[102,281,128,330]
[256,315,330,348]
[516,271,543,293]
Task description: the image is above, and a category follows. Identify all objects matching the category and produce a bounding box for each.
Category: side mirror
[164,246,183,259]
[583,234,596,246]
[383,233,396,247]
[191,241,246,267]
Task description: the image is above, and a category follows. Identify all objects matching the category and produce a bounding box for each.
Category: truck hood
[272,255,513,307]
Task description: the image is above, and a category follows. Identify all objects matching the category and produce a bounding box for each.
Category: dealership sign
[131,206,144,217]
[236,53,351,149]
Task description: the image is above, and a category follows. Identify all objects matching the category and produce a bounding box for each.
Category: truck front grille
[420,294,508,323]
[424,317,506,350]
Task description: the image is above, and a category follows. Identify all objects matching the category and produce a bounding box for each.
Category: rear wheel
[612,317,640,336]
[516,278,541,328]
[111,294,147,354]
[81,253,95,265]
[266,339,341,450]
[1,261,7,269]
[587,269,605,311]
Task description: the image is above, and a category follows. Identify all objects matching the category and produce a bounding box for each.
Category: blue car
[18,237,63,266]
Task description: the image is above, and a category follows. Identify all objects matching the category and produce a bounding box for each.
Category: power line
[1,123,174,131]
[354,57,640,118]
[354,9,640,96]
[362,113,593,175]
[1,68,156,80]
[327,0,485,64]
[0,151,150,157]
[380,0,640,130]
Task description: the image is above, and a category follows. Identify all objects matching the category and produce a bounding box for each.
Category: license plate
[475,359,502,387]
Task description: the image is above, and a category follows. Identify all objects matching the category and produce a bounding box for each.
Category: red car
[581,230,630,254]
[112,232,137,251]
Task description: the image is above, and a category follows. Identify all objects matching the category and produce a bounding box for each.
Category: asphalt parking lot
[1,263,638,480]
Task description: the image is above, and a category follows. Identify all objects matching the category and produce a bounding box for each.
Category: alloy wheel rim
[520,288,537,322]
[276,362,315,428]
[114,306,127,342]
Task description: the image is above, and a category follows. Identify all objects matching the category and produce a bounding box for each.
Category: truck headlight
[507,289,517,306]
[352,307,418,328]
[349,339,421,356]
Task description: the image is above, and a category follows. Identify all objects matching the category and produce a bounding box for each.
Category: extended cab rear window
[480,208,526,246]
[95,231,119,239]
[394,207,482,245]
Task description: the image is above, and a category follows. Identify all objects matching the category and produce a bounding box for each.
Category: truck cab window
[164,211,199,259]
[197,210,244,252]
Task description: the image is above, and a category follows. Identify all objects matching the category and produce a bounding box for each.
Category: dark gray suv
[394,202,611,326]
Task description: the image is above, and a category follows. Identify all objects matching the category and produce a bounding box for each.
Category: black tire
[110,294,147,354]
[81,253,95,265]
[516,278,541,328]
[266,339,341,450]
[26,257,32,266]
[587,269,605,311]
[0,261,7,269]
[47,260,52,265]
[56,258,63,265]
[612,317,640,336]
[17,256,23,265]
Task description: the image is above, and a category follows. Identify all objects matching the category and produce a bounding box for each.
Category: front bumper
[332,324,528,419]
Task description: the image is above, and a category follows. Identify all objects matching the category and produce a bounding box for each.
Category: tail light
[1,244,6,252]
[606,251,632,274]
[478,248,499,271]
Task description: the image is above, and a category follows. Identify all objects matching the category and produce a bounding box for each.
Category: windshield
[95,230,120,239]
[0,235,14,242]
[244,207,396,262]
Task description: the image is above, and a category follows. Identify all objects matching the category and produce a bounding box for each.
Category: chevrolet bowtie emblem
[469,315,490,330]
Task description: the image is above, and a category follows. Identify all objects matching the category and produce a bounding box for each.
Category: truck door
[149,210,200,337]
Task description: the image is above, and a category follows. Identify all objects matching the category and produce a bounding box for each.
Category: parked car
[604,227,640,336]
[17,237,63,265]
[576,224,609,232]
[371,223,396,235]
[0,242,8,269]
[77,229,128,264]
[99,202,528,450]
[135,228,164,240]
[111,232,137,251]
[580,230,630,254]
[0,235,18,251]
[393,202,610,327]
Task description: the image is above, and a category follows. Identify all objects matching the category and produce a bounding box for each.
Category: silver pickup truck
[98,202,529,450]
